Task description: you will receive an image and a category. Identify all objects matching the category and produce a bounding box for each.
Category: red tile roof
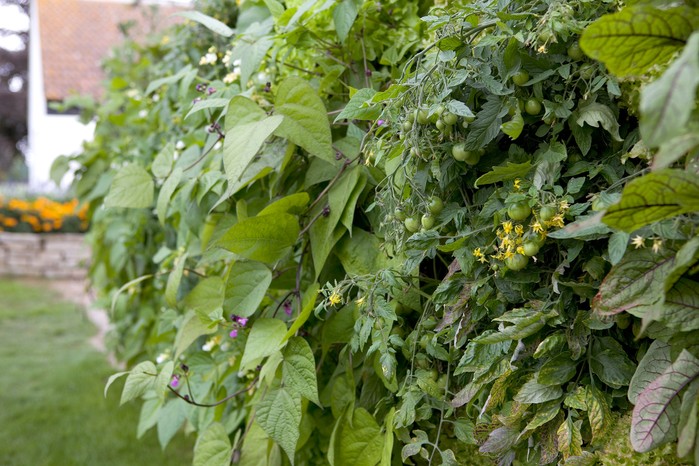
[38,0,186,101]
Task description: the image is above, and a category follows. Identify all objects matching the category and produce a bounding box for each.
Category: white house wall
[27,0,94,192]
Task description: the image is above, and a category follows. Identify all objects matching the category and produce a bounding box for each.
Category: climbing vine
[59,0,699,464]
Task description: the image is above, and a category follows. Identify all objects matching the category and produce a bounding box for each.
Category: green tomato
[464,115,476,123]
[435,104,446,116]
[511,70,529,86]
[507,201,531,221]
[428,196,444,215]
[542,114,555,125]
[402,120,413,132]
[463,149,481,166]
[394,208,406,221]
[451,143,468,161]
[567,41,584,61]
[417,109,429,125]
[522,241,541,257]
[505,254,529,271]
[579,64,595,79]
[539,206,556,222]
[443,112,458,126]
[435,119,446,131]
[524,98,542,115]
[404,217,420,232]
[421,213,435,229]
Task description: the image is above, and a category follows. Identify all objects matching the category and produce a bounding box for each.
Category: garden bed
[0,232,89,278]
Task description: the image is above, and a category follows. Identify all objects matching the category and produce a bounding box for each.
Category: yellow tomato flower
[502,221,513,234]
[328,292,342,306]
[631,235,646,249]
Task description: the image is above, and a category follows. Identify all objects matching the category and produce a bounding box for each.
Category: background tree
[0,0,29,180]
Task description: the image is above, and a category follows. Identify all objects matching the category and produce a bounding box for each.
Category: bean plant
[58,0,699,464]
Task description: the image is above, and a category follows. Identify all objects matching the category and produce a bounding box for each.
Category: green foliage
[60,0,699,464]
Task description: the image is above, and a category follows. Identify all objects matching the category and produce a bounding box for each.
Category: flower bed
[0,197,88,233]
[0,197,90,278]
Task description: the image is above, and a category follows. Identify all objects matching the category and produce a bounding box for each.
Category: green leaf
[589,336,636,389]
[336,408,385,466]
[275,77,334,163]
[104,371,129,398]
[218,213,299,263]
[223,99,283,190]
[185,98,230,120]
[240,318,288,371]
[284,282,320,342]
[137,398,162,439]
[641,32,699,147]
[121,361,157,405]
[538,353,577,386]
[334,88,380,122]
[157,398,187,448]
[522,401,561,435]
[333,0,359,42]
[155,361,174,401]
[184,277,225,317]
[258,192,310,216]
[592,247,676,317]
[105,164,154,208]
[256,385,302,464]
[580,6,699,77]
[631,350,699,452]
[165,252,187,307]
[336,228,388,276]
[473,309,554,344]
[474,161,532,187]
[152,142,174,178]
[629,341,672,404]
[309,166,363,275]
[381,408,395,466]
[608,231,629,266]
[145,64,193,95]
[175,311,217,358]
[575,102,621,142]
[586,386,611,444]
[557,415,583,460]
[157,167,182,224]
[224,261,272,318]
[193,423,233,466]
[649,278,699,331]
[239,422,269,466]
[514,378,563,404]
[175,11,235,37]
[500,112,524,140]
[464,95,508,150]
[283,337,320,405]
[652,132,699,170]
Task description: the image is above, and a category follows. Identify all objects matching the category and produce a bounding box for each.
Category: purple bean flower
[170,374,180,388]
[229,329,238,338]
[377,119,385,126]
[283,301,292,316]
[236,317,248,327]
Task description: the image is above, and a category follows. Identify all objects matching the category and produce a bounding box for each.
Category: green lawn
[0,279,194,466]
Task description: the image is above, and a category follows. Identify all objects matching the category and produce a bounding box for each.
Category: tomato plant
[53,0,699,464]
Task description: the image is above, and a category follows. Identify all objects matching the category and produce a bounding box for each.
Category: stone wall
[0,232,89,278]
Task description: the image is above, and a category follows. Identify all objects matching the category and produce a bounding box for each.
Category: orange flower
[3,218,18,227]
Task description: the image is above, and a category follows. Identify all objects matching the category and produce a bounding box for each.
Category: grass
[0,279,194,466]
